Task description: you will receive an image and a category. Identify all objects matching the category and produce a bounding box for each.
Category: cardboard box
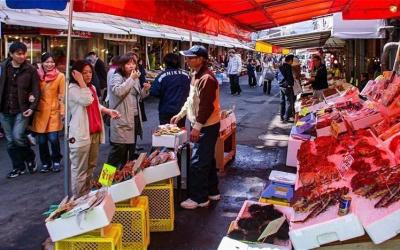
[143,160,180,184]
[108,171,146,203]
[46,193,115,242]
[152,130,188,149]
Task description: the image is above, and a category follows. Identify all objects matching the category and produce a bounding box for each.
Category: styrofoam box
[289,205,364,250]
[152,130,188,149]
[218,236,289,250]
[348,112,382,130]
[353,196,400,244]
[46,193,115,242]
[316,121,347,137]
[286,136,305,167]
[143,160,180,184]
[108,171,146,203]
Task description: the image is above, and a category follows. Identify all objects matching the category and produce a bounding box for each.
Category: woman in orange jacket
[31,52,65,173]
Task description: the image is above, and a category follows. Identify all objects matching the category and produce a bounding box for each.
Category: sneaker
[180,198,210,209]
[7,169,24,178]
[208,194,221,201]
[27,133,36,146]
[26,161,37,174]
[40,165,52,173]
[52,162,61,173]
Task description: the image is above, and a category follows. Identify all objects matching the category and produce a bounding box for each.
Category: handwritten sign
[338,154,354,175]
[258,216,286,241]
[330,120,340,138]
[299,107,309,116]
[99,164,117,187]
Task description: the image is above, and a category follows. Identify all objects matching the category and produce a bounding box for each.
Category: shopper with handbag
[107,54,150,168]
[68,60,120,197]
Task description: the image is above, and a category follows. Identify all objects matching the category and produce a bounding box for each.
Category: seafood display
[228,203,290,245]
[153,124,182,136]
[351,166,400,208]
[44,190,107,222]
[291,186,349,223]
[91,148,176,189]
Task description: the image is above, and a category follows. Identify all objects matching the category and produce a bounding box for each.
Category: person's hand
[170,115,181,125]
[72,70,86,88]
[190,128,201,142]
[130,70,140,80]
[143,82,151,91]
[60,114,65,122]
[108,109,120,119]
[23,109,33,117]
[29,95,35,103]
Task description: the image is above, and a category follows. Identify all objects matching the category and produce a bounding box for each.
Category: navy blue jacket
[150,68,191,115]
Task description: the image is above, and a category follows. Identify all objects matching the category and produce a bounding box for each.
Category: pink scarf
[38,67,60,82]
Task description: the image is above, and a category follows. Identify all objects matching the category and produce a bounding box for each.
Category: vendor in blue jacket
[150,53,190,128]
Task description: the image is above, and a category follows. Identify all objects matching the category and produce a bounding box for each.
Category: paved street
[0,75,292,250]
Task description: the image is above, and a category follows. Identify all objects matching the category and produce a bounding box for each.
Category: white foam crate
[108,171,146,203]
[353,196,400,244]
[46,193,115,242]
[289,205,364,250]
[143,160,180,184]
[286,136,304,167]
[152,130,188,149]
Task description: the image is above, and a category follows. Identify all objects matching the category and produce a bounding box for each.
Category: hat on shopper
[180,45,208,59]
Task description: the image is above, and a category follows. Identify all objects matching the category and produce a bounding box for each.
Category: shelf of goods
[288,73,400,248]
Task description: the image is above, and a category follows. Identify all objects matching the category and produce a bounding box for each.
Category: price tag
[99,163,117,187]
[300,107,309,116]
[296,121,305,127]
[317,109,325,116]
[338,154,354,174]
[258,216,286,241]
[330,120,340,138]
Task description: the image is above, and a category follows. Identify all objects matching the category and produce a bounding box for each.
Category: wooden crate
[215,127,236,171]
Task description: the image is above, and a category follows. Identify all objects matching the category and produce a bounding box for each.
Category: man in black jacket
[150,53,190,128]
[279,55,295,122]
[0,42,40,178]
[309,54,328,101]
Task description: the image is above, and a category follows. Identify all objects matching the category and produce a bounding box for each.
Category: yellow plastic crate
[141,178,174,232]
[55,223,122,250]
[113,196,150,250]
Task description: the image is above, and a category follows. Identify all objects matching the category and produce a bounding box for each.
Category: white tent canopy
[332,13,386,39]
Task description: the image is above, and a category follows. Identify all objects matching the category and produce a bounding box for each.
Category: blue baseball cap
[180,45,208,59]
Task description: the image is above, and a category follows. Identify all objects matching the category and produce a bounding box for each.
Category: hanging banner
[255,41,273,54]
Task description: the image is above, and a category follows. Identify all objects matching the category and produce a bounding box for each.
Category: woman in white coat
[69,60,120,197]
[107,54,150,168]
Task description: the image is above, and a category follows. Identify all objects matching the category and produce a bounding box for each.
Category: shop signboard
[40,28,93,38]
[104,33,137,42]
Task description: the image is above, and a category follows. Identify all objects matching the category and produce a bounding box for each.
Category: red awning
[72,0,400,41]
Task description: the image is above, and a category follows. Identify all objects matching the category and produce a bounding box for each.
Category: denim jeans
[188,123,220,203]
[37,132,62,166]
[280,87,295,120]
[0,113,35,171]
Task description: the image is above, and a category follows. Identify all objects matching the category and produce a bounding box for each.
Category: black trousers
[248,73,257,87]
[229,74,241,94]
[159,113,186,128]
[188,123,220,203]
[107,143,136,169]
[263,79,272,94]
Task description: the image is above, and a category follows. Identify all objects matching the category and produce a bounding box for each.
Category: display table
[215,127,236,171]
